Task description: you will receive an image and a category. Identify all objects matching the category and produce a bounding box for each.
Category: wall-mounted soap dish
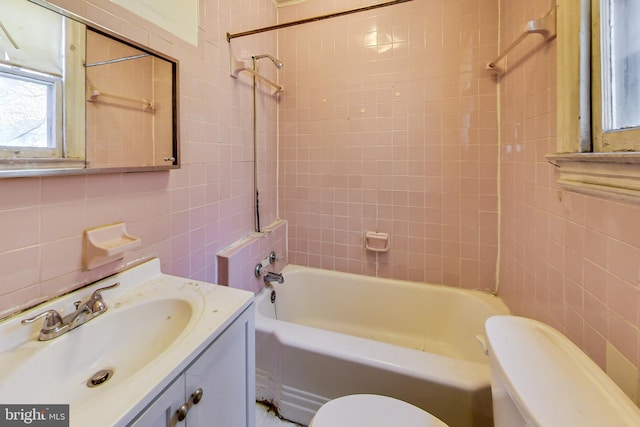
[365,231,390,253]
[83,222,141,270]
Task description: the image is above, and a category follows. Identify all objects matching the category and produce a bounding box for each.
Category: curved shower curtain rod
[226,0,415,42]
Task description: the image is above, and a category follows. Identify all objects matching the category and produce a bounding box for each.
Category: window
[593,0,640,152]
[0,0,85,172]
[550,0,640,203]
[0,66,62,159]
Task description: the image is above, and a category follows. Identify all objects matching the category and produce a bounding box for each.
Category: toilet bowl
[309,394,448,427]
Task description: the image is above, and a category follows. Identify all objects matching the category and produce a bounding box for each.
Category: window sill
[546,152,640,203]
[0,158,86,178]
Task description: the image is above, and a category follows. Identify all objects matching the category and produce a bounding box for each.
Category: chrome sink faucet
[21,282,120,341]
[66,303,92,328]
[263,271,284,284]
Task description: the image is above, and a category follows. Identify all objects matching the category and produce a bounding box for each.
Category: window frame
[549,0,640,204]
[0,4,86,174]
[593,0,640,152]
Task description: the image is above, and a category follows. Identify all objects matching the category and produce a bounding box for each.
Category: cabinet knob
[176,404,189,422]
[191,388,204,405]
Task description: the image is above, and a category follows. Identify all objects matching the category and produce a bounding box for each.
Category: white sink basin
[0,258,254,426]
[0,299,192,404]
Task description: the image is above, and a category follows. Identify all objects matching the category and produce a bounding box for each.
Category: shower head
[253,54,284,69]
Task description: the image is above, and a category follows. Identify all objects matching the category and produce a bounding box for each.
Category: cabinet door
[130,377,186,427]
[185,307,255,427]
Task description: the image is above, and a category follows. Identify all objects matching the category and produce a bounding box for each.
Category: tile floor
[256,402,305,427]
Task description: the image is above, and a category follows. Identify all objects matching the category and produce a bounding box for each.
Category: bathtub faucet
[263,271,284,284]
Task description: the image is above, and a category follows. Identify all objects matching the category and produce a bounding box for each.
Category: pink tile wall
[0,0,279,318]
[216,220,287,293]
[278,0,500,290]
[498,0,640,372]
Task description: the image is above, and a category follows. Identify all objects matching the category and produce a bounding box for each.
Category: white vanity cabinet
[131,304,255,427]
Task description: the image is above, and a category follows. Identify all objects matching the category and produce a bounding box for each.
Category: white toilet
[485,315,640,426]
[310,315,640,427]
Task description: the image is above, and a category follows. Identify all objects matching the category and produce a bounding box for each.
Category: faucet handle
[21,310,63,331]
[86,282,120,313]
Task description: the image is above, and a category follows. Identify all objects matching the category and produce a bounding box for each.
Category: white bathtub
[255,265,510,427]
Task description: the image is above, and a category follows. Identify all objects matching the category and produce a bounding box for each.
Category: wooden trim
[556,0,583,153]
[547,153,640,203]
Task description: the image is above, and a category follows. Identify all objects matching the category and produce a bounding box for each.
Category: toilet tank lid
[485,316,640,427]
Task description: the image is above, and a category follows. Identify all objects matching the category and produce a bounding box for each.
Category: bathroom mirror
[0,0,179,178]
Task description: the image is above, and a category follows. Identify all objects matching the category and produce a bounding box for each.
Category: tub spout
[263,271,284,284]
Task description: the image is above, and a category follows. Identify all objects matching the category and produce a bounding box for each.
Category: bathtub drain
[270,290,276,303]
